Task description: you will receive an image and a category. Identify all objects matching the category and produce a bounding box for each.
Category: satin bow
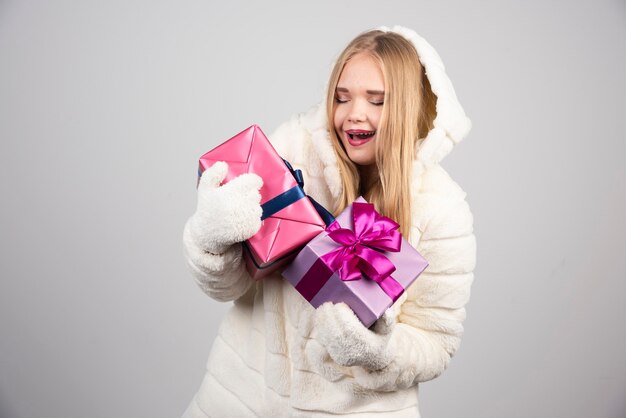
[321,202,402,284]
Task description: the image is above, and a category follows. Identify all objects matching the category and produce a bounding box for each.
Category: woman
[182,25,476,417]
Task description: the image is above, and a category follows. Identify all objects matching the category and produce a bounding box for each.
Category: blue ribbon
[259,159,335,227]
[261,184,306,220]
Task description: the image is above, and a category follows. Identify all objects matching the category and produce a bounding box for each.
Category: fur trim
[305,104,343,201]
[378,25,472,164]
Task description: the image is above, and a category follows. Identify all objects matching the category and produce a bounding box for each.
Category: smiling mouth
[346,130,376,140]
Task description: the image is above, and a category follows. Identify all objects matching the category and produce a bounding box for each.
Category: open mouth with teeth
[346,130,376,141]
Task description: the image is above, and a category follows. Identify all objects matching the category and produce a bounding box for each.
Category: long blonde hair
[326,30,437,239]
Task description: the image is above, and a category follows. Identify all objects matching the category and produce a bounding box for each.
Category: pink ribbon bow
[322,202,402,288]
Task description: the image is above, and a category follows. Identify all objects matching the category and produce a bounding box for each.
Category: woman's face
[333,52,384,167]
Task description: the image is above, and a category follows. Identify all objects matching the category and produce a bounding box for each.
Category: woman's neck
[358,164,379,196]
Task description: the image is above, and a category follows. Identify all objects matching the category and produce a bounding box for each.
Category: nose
[347,100,366,123]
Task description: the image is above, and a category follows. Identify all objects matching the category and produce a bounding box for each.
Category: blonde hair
[326,30,437,239]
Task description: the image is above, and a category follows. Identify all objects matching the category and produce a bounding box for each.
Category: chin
[347,152,376,166]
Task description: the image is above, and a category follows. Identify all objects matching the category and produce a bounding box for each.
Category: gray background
[1,0,625,417]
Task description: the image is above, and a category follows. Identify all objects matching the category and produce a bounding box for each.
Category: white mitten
[189,161,263,254]
[313,302,396,371]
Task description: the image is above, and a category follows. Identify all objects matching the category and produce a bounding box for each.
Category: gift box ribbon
[295,202,405,302]
[260,159,335,227]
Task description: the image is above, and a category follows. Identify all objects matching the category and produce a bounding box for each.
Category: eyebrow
[336,87,385,95]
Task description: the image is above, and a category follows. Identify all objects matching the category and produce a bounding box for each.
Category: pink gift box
[198,124,327,280]
[282,197,428,327]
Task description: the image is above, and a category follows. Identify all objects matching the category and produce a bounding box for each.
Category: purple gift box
[282,197,429,327]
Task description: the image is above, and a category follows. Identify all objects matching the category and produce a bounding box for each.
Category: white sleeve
[353,193,476,391]
[182,217,253,303]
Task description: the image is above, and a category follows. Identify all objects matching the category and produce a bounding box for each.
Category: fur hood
[299,25,472,201]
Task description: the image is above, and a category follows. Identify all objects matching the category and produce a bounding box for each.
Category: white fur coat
[182,26,476,418]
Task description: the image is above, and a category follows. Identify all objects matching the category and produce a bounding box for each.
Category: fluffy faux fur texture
[183,161,263,302]
[190,161,263,254]
[313,302,395,370]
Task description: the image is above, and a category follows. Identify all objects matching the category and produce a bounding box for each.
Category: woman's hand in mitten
[188,161,263,254]
[313,302,396,371]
